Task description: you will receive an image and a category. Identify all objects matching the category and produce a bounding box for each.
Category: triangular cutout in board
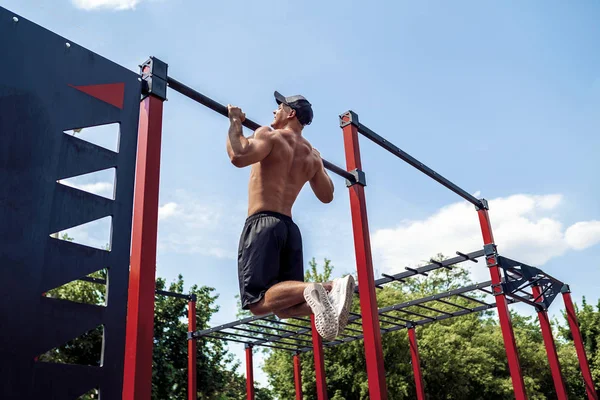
[37,325,104,367]
[50,216,112,251]
[64,122,120,152]
[44,268,107,306]
[58,168,115,200]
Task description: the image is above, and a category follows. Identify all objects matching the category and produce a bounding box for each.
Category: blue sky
[6,0,599,388]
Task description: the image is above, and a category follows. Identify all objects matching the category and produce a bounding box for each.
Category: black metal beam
[352,118,484,208]
[166,76,356,183]
[374,249,485,287]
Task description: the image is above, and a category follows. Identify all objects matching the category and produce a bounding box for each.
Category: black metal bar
[194,314,274,337]
[205,334,301,352]
[167,76,356,183]
[374,249,485,287]
[379,313,415,324]
[395,308,435,321]
[240,325,314,346]
[504,292,539,308]
[430,259,453,270]
[79,276,106,285]
[381,273,405,283]
[436,298,473,312]
[233,326,313,346]
[532,283,552,304]
[354,120,483,208]
[155,289,191,300]
[379,281,493,314]
[406,267,428,276]
[245,322,312,339]
[378,315,407,328]
[456,251,478,263]
[415,303,452,316]
[457,293,491,306]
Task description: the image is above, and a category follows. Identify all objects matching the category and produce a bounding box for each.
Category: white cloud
[158,202,180,221]
[371,194,600,280]
[157,191,244,259]
[71,0,144,11]
[565,221,600,250]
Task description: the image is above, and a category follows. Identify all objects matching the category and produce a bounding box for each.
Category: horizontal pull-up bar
[340,111,485,209]
[166,76,357,183]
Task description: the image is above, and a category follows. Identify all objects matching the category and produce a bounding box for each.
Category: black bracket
[188,293,197,302]
[475,198,489,211]
[483,244,497,257]
[339,110,360,128]
[345,168,367,187]
[491,282,504,296]
[561,284,571,294]
[140,56,168,101]
[187,331,195,340]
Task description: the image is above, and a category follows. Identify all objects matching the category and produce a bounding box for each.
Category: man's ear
[288,109,297,119]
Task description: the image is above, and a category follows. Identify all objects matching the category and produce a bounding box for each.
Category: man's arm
[309,148,334,203]
[226,105,274,168]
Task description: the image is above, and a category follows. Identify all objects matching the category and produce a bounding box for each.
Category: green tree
[557,297,600,396]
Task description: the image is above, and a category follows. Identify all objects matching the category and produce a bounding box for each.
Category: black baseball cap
[274,91,313,126]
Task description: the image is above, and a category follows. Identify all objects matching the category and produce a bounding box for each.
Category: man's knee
[274,309,291,320]
[248,303,270,317]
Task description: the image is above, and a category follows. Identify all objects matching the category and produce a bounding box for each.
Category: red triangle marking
[69,83,125,109]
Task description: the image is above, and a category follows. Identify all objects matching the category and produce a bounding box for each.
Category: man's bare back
[245,127,332,217]
[226,101,334,218]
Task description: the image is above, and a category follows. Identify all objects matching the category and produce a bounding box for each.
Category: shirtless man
[226,92,355,341]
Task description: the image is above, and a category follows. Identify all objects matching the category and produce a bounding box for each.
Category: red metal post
[122,93,165,400]
[562,286,598,400]
[312,316,328,400]
[408,327,425,400]
[477,207,528,400]
[246,345,255,400]
[294,353,303,400]
[188,296,198,400]
[532,285,567,399]
[340,112,388,400]
[408,327,426,400]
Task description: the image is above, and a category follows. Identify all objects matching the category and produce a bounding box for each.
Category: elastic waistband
[246,210,293,223]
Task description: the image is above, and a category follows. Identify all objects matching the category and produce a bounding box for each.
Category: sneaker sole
[337,276,356,333]
[304,283,338,341]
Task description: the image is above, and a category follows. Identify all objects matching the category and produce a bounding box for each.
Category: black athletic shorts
[237,211,304,310]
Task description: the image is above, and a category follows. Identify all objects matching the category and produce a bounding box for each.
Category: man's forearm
[227,119,248,156]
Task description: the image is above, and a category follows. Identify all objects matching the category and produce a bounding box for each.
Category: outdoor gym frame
[128,57,597,400]
[0,6,596,397]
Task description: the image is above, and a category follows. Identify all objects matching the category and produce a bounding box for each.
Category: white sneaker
[303,283,338,341]
[328,275,356,333]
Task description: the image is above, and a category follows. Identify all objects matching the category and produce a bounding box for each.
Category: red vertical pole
[408,327,426,400]
[246,345,255,400]
[294,353,303,400]
[562,286,598,400]
[477,206,528,400]
[188,296,197,400]
[312,316,328,400]
[123,91,165,399]
[531,285,567,399]
[340,112,388,400]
